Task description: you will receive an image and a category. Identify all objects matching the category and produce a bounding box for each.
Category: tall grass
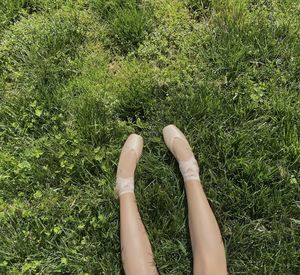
[0,0,299,273]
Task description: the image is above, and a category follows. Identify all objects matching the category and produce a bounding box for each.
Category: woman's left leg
[116,134,158,275]
[119,193,158,275]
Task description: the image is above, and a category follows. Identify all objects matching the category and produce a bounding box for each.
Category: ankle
[179,156,200,182]
[115,176,135,197]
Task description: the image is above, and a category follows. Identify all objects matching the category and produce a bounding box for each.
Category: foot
[115,134,143,197]
[163,124,200,182]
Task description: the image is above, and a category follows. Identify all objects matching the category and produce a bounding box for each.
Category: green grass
[0,0,300,273]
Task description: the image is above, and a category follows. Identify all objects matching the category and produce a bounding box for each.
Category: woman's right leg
[116,134,158,275]
[163,125,227,275]
[184,180,227,275]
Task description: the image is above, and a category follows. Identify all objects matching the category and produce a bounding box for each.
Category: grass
[0,0,300,273]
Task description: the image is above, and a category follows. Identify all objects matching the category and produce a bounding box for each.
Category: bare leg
[163,125,227,275]
[116,134,158,275]
[120,193,157,274]
[184,180,227,275]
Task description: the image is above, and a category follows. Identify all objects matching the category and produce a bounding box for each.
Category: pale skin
[116,128,227,275]
[185,180,227,274]
[117,147,158,274]
[120,193,158,275]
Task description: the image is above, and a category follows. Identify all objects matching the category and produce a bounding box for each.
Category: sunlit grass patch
[91,0,153,53]
[0,0,299,273]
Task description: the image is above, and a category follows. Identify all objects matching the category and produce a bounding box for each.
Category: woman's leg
[163,125,227,275]
[184,181,227,275]
[116,134,158,275]
[119,193,157,275]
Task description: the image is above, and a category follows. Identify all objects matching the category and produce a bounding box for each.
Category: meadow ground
[0,0,300,273]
